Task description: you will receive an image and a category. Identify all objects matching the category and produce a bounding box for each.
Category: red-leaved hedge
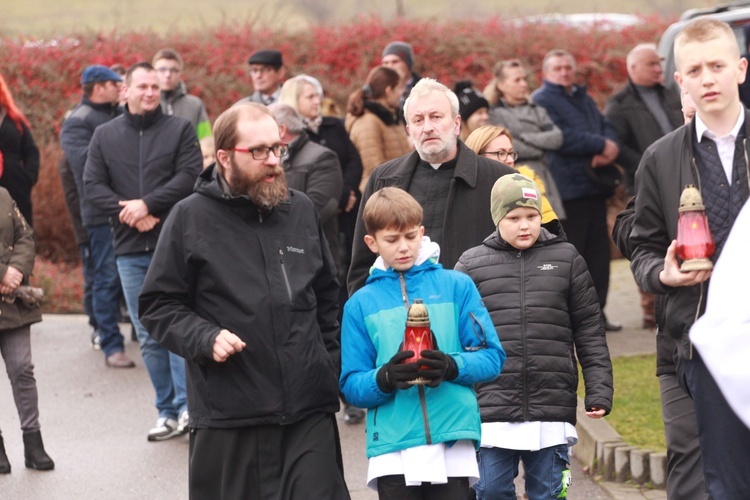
[1,15,670,263]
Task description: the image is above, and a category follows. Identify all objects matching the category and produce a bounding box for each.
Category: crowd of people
[0,15,749,500]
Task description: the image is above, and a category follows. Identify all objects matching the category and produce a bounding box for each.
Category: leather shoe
[604,319,623,332]
[106,352,135,368]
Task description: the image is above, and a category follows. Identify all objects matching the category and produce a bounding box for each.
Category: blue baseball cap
[81,65,123,85]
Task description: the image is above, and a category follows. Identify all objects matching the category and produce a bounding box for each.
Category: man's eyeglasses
[232,144,288,160]
[483,149,519,162]
[156,67,181,74]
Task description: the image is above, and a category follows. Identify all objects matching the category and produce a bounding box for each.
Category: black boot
[23,431,54,471]
[0,433,10,474]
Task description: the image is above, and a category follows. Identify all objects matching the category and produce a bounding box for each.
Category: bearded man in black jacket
[139,103,349,500]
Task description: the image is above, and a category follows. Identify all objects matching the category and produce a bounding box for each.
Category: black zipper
[279,247,292,302]
[519,250,529,420]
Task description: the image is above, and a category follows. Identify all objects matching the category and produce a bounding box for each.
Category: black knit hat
[454,81,489,122]
[247,49,283,68]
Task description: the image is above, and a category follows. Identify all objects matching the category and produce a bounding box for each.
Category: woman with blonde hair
[345,66,410,193]
[486,59,565,219]
[466,125,557,223]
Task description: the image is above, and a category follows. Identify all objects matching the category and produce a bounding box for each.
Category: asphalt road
[0,314,612,499]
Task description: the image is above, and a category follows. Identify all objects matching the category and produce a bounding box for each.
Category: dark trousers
[377,475,470,500]
[561,197,610,309]
[680,351,750,500]
[189,413,349,500]
[659,373,708,500]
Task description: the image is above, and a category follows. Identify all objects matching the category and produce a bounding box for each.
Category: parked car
[659,1,750,92]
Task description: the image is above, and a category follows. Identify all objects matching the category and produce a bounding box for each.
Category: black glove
[376,350,420,392]
[417,350,458,387]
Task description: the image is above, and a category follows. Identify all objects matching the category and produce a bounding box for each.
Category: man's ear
[364,234,379,254]
[739,57,749,85]
[216,149,231,170]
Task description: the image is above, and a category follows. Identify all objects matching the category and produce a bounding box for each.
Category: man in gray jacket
[270,104,343,269]
[153,48,211,141]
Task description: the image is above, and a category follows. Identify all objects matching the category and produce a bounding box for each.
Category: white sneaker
[147,417,180,442]
[177,410,189,435]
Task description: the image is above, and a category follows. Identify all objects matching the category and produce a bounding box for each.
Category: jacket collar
[285,131,310,161]
[124,104,163,130]
[81,95,120,114]
[363,101,399,125]
[541,79,586,97]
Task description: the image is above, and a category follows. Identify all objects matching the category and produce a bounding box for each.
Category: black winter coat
[307,117,364,208]
[83,106,202,256]
[455,224,613,424]
[0,115,38,226]
[347,141,516,295]
[139,165,341,429]
[630,114,750,358]
[60,96,121,226]
[604,80,682,195]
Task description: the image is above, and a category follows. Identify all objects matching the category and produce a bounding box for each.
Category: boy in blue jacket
[340,187,505,498]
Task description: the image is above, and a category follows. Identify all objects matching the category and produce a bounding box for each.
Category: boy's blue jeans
[473,444,571,499]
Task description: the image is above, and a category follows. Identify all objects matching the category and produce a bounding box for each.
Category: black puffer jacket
[83,105,202,256]
[455,223,613,424]
[139,165,341,429]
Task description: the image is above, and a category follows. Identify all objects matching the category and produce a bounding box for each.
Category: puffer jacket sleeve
[568,252,613,414]
[139,203,222,364]
[449,271,505,385]
[348,114,388,193]
[339,294,394,409]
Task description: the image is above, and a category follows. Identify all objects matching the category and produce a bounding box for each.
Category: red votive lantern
[402,299,434,385]
[676,184,715,272]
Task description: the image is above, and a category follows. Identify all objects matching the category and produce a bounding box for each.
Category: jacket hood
[482,218,566,251]
[194,163,294,216]
[366,236,442,284]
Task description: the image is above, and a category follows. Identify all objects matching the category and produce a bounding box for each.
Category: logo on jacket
[537,263,558,271]
[286,246,305,254]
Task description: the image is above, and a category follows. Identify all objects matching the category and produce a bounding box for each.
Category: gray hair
[403,78,460,121]
[541,49,576,73]
[269,103,305,135]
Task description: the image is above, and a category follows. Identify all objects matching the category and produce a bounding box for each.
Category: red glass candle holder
[676,185,714,272]
[401,299,433,384]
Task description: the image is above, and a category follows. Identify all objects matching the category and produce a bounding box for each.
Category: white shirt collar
[695,104,745,142]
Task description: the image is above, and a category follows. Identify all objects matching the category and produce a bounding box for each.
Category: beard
[415,133,457,164]
[226,158,289,209]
